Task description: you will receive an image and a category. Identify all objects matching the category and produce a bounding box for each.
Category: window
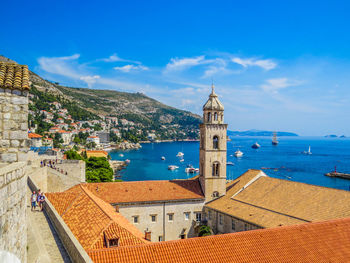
[195,212,202,222]
[184,212,190,220]
[212,162,220,177]
[208,210,212,220]
[180,234,186,239]
[213,136,219,149]
[158,236,163,242]
[219,214,223,225]
[133,216,139,224]
[212,191,219,198]
[151,215,157,222]
[168,213,174,222]
[108,238,119,247]
[214,112,218,121]
[231,219,236,231]
[244,223,249,231]
[207,112,211,122]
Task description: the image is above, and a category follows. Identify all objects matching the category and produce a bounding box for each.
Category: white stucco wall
[117,200,205,242]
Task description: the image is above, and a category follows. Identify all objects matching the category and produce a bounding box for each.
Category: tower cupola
[203,84,224,124]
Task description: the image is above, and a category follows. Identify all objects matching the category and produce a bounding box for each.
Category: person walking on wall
[31,191,37,211]
[38,192,46,211]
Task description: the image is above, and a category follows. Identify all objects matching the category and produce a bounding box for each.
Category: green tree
[198,225,212,237]
[85,157,113,182]
[65,149,83,160]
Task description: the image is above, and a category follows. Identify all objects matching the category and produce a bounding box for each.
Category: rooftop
[203,84,224,111]
[206,169,350,228]
[46,185,148,250]
[28,132,42,139]
[88,217,350,263]
[0,62,30,90]
[82,178,204,204]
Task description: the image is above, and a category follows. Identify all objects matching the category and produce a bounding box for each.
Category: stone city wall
[28,175,93,263]
[0,88,29,163]
[0,162,27,263]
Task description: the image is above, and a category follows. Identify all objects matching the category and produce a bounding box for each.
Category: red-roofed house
[28,132,42,147]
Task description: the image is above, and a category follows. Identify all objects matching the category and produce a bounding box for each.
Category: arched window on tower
[212,162,220,177]
[212,191,219,198]
[213,136,219,149]
[207,112,211,122]
[220,113,223,121]
[214,112,218,121]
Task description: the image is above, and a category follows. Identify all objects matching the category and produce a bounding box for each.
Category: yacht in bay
[234,149,243,157]
[251,142,261,149]
[272,132,279,145]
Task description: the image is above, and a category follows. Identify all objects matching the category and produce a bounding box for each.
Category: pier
[325,172,350,180]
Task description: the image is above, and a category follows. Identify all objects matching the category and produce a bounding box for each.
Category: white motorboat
[226,162,234,166]
[179,159,184,162]
[185,167,199,173]
[176,152,184,157]
[161,156,166,160]
[168,165,179,170]
[125,159,130,164]
[119,154,124,157]
[234,150,243,157]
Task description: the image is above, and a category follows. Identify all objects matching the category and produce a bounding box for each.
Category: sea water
[109,137,350,191]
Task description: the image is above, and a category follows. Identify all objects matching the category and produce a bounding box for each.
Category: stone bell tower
[199,84,227,202]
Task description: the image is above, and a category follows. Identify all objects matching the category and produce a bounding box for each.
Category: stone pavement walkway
[27,186,71,263]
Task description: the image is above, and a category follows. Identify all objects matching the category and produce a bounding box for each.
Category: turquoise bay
[110,137,350,191]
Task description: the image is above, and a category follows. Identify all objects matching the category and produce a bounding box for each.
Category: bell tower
[199,84,227,202]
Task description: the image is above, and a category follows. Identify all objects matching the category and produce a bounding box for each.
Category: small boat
[251,142,260,149]
[176,152,184,157]
[226,162,234,166]
[119,154,124,157]
[161,156,166,160]
[234,150,243,157]
[272,132,279,145]
[185,167,199,173]
[168,165,179,170]
[125,159,130,164]
[179,159,184,162]
[302,146,312,155]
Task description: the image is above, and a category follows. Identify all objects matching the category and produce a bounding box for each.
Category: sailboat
[302,146,312,155]
[272,132,278,145]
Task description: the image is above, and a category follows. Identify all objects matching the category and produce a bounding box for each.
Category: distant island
[227,130,298,137]
[325,135,347,138]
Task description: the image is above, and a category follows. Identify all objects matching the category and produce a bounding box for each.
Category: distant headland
[227,129,299,137]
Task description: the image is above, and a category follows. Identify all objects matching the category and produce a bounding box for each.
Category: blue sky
[2,0,350,135]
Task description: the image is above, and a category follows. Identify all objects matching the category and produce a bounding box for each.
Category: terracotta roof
[84,178,204,204]
[206,169,350,228]
[81,150,108,158]
[46,185,148,250]
[0,62,30,90]
[88,217,350,263]
[28,132,42,138]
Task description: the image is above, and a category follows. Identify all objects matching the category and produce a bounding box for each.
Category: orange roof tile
[88,217,350,263]
[28,132,42,138]
[0,62,30,90]
[46,185,148,250]
[84,178,204,204]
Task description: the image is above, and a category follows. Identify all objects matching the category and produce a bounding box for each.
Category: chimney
[144,230,151,241]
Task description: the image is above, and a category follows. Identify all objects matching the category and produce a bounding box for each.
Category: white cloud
[102,53,124,62]
[37,54,82,79]
[165,56,206,71]
[260,78,296,93]
[80,75,100,88]
[100,53,141,64]
[232,57,276,70]
[114,64,149,72]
